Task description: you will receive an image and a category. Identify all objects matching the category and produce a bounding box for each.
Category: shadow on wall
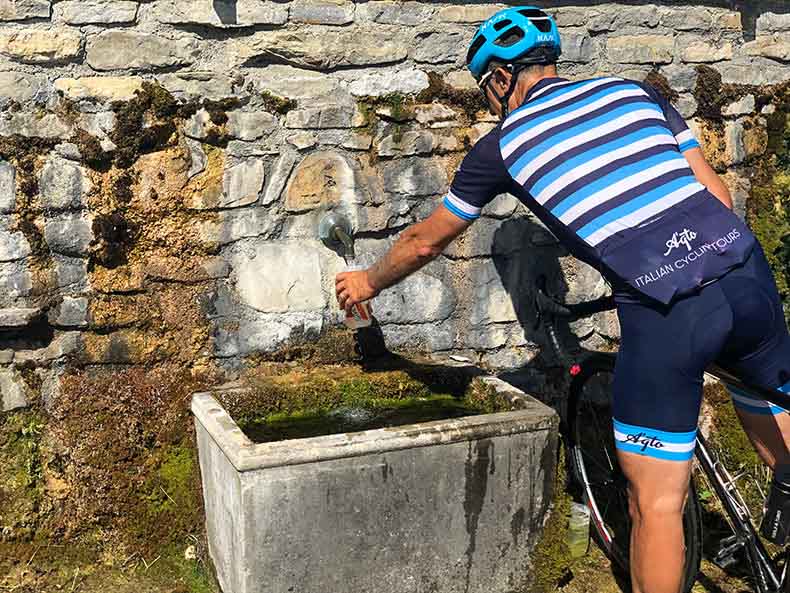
[489,216,590,415]
[212,0,238,25]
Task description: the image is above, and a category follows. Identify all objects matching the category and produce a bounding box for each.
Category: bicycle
[533,275,790,593]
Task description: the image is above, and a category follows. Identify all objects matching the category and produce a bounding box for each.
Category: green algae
[0,409,47,541]
[260,90,297,115]
[529,444,573,593]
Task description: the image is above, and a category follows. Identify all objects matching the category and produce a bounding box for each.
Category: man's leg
[617,451,692,593]
[727,386,790,469]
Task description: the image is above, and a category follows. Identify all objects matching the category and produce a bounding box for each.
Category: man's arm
[335,206,470,312]
[683,146,733,209]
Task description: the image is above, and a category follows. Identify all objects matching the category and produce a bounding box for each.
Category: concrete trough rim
[191,376,558,472]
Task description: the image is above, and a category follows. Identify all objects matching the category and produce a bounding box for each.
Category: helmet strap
[493,64,526,120]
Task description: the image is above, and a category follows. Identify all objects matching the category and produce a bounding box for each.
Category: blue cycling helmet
[466,7,562,81]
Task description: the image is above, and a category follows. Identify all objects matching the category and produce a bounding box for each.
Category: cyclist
[335,7,790,593]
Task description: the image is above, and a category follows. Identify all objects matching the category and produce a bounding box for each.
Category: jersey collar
[523,76,570,103]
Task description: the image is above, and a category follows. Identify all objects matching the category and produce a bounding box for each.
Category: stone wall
[0,1,788,410]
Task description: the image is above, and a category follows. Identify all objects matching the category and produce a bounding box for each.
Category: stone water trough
[192,365,558,593]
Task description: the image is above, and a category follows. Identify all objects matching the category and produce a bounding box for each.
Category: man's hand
[333,205,471,313]
[336,269,378,314]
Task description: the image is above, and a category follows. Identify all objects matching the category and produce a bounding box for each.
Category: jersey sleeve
[443,127,512,222]
[637,81,701,153]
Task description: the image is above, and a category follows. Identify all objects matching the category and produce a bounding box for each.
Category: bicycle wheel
[566,354,703,593]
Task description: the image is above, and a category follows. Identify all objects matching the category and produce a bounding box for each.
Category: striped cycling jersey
[499,77,704,250]
[440,76,753,304]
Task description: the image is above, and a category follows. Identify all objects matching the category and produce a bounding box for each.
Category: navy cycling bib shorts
[443,76,790,462]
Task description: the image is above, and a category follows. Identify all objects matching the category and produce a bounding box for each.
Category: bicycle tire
[566,353,703,593]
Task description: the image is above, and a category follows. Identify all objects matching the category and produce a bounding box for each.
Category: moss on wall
[529,444,573,593]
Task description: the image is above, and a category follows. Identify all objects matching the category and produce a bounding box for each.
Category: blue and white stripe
[443,190,481,221]
[500,78,703,250]
[613,419,697,461]
[675,129,700,153]
[728,384,788,416]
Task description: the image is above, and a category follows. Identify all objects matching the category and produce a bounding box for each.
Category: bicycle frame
[695,431,787,592]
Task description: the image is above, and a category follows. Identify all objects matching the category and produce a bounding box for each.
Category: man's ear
[491,67,511,89]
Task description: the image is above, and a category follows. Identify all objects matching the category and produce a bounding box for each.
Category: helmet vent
[493,18,511,31]
[519,9,553,33]
[466,34,486,64]
[495,28,524,47]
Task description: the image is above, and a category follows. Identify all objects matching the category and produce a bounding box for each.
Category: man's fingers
[337,289,350,308]
[335,272,348,285]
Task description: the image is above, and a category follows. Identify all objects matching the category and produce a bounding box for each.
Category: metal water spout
[318,212,355,259]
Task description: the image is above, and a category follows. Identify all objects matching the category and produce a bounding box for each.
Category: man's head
[466,7,562,119]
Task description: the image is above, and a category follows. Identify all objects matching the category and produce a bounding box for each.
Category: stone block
[679,38,734,63]
[54,255,88,290]
[199,208,282,246]
[285,151,355,212]
[212,312,324,357]
[660,7,714,31]
[744,34,790,62]
[287,132,317,150]
[87,31,197,71]
[157,71,235,101]
[585,6,659,32]
[379,321,456,352]
[437,5,501,23]
[444,69,476,90]
[349,69,430,98]
[0,307,39,327]
[559,30,594,63]
[380,158,448,197]
[227,111,276,142]
[0,71,48,103]
[757,13,790,34]
[285,104,366,129]
[252,65,338,103]
[378,131,434,158]
[0,29,82,63]
[414,103,456,125]
[154,0,288,26]
[51,296,89,328]
[0,161,14,214]
[44,213,92,256]
[236,28,408,69]
[54,76,144,102]
[263,152,297,206]
[374,270,456,324]
[185,138,207,180]
[723,95,756,117]
[724,120,745,166]
[221,159,265,208]
[716,58,790,86]
[39,157,91,211]
[359,1,433,26]
[483,194,521,219]
[290,0,354,25]
[607,35,674,64]
[674,94,697,119]
[0,0,49,21]
[0,261,31,298]
[233,241,325,313]
[0,112,72,139]
[0,226,30,262]
[54,1,138,24]
[660,63,697,92]
[414,31,464,64]
[1,369,28,412]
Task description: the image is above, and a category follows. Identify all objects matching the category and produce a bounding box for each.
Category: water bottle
[343,262,373,330]
[567,502,591,558]
[760,464,790,545]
